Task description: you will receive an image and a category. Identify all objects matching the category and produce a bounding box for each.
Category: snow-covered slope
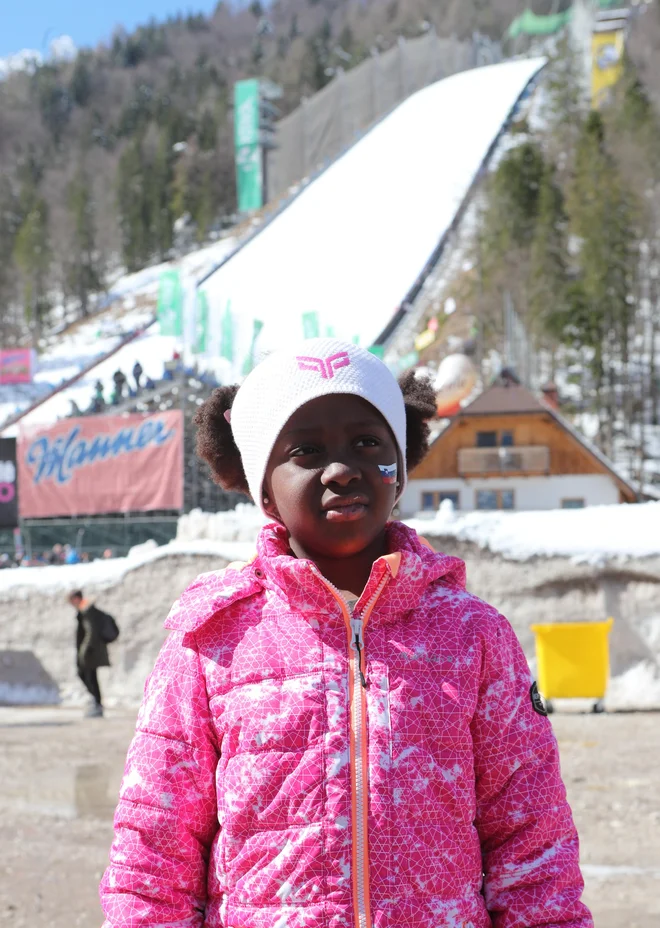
[1,58,543,431]
[200,58,545,379]
[0,237,236,432]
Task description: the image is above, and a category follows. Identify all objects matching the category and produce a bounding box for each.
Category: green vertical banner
[234,79,262,213]
[158,270,183,336]
[220,300,234,362]
[242,319,264,376]
[302,311,320,339]
[193,290,209,355]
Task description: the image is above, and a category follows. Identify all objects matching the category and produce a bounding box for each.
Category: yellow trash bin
[530,619,614,702]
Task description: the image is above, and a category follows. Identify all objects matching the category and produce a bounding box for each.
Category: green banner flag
[242,319,264,376]
[368,345,385,360]
[234,79,263,213]
[158,270,183,336]
[302,311,320,339]
[193,290,209,355]
[220,300,234,362]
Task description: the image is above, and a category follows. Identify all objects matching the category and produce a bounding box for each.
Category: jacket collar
[165,521,466,634]
[254,520,465,623]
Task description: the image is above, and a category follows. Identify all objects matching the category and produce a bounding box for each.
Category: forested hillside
[449,38,660,485]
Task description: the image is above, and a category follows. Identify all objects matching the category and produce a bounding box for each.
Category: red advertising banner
[0,349,35,384]
[18,411,183,518]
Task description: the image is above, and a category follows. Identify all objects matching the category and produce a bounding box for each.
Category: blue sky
[2,1,220,59]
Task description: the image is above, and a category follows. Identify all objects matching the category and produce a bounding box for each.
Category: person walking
[69,590,111,718]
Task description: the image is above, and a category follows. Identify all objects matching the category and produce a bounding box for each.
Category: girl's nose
[321,459,361,487]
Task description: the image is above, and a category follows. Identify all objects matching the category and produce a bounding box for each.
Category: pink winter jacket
[101,521,592,928]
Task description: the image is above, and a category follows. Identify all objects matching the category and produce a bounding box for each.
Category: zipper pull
[350,617,368,689]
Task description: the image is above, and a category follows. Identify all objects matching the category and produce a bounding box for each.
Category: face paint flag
[378,463,397,485]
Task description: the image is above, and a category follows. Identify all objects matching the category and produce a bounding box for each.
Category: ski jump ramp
[201,57,545,379]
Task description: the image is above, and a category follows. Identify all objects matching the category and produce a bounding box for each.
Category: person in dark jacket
[112,368,127,404]
[132,360,143,392]
[69,590,110,718]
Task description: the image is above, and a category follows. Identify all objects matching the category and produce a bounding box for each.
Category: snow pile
[174,501,660,563]
[607,659,660,711]
[407,501,660,562]
[0,537,254,597]
[177,505,266,544]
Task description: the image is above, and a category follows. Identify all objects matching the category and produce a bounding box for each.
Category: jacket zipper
[312,567,390,928]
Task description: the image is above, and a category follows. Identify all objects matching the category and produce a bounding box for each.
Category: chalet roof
[461,382,546,417]
[432,373,638,501]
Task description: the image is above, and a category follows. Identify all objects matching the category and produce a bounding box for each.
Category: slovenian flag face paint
[378,463,398,485]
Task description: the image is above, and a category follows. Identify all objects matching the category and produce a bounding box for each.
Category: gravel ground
[0,707,658,928]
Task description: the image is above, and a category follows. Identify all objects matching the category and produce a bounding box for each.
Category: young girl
[101,338,592,928]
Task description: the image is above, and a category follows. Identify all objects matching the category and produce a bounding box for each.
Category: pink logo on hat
[296,352,351,379]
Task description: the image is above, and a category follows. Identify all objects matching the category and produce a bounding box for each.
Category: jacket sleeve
[471,611,593,928]
[100,630,219,927]
[79,607,102,661]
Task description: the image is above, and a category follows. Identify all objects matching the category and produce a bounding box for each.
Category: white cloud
[0,34,77,80]
[0,49,42,79]
[49,35,77,62]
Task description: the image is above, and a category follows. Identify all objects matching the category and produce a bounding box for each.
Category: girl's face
[264,394,399,564]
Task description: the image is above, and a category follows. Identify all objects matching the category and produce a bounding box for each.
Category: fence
[267,31,501,202]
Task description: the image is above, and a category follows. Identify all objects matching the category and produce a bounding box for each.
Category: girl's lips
[323,503,368,523]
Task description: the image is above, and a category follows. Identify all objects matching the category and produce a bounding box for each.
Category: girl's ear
[262,485,281,522]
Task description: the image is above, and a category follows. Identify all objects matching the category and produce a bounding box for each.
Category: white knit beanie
[230,338,407,515]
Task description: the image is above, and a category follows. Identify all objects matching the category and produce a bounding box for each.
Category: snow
[200,58,546,379]
[406,500,660,562]
[0,538,254,597]
[177,505,266,543]
[0,236,236,432]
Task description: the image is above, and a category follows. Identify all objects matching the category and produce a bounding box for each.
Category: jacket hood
[166,521,465,634]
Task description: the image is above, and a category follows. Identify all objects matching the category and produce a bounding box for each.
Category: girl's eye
[356,436,380,448]
[290,444,321,457]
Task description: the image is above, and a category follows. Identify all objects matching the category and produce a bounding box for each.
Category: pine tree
[567,112,639,454]
[67,165,104,317]
[0,178,21,343]
[117,138,151,271]
[13,197,51,339]
[70,54,93,107]
[148,131,175,260]
[529,162,569,340]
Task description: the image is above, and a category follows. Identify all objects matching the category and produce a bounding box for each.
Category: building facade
[402,377,636,517]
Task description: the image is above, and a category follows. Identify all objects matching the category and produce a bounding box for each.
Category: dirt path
[0,708,657,927]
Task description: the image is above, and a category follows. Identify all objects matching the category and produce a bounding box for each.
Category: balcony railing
[458,445,550,476]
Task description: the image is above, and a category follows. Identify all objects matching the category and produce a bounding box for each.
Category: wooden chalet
[401,373,637,517]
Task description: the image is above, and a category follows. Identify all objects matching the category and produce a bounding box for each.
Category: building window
[476,489,515,511]
[421,491,460,511]
[562,498,585,509]
[501,490,515,510]
[421,492,436,511]
[477,431,497,448]
[500,430,514,447]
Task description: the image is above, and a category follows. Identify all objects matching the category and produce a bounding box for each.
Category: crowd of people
[87,360,157,415]
[92,353,189,413]
[0,544,115,570]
